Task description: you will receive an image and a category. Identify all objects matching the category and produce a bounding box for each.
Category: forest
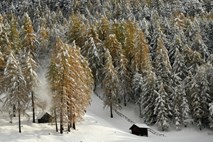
[0,0,213,133]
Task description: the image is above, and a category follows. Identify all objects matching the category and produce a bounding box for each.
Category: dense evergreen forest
[0,0,213,133]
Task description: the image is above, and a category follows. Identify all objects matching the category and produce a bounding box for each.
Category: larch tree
[104,34,129,105]
[66,14,87,47]
[21,12,39,123]
[123,20,137,72]
[8,15,21,53]
[48,37,70,134]
[66,43,93,131]
[191,31,209,60]
[46,55,61,132]
[22,13,38,55]
[97,16,110,41]
[102,49,119,118]
[47,38,93,134]
[133,30,152,74]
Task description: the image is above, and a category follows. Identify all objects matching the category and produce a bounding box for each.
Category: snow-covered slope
[0,94,213,142]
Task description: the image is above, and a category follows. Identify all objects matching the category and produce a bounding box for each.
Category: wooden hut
[37,112,52,123]
[129,124,149,137]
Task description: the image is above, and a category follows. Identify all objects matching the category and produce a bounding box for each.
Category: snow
[0,94,213,142]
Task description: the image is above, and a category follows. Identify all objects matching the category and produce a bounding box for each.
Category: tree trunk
[123,93,127,106]
[54,108,58,132]
[68,123,71,132]
[13,105,16,117]
[110,103,113,118]
[60,114,63,134]
[60,96,63,134]
[72,121,76,130]
[32,91,35,123]
[139,103,142,118]
[18,103,21,133]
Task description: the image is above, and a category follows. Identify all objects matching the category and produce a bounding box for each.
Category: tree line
[0,0,213,132]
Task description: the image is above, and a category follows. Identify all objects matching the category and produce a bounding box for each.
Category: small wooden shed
[129,124,149,137]
[37,112,52,123]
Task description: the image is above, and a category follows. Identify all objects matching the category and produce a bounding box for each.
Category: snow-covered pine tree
[132,72,143,101]
[141,71,158,124]
[173,84,190,130]
[209,102,213,128]
[3,51,28,133]
[195,65,210,127]
[102,49,119,118]
[154,83,170,131]
[172,48,188,80]
[20,51,38,123]
[82,37,102,91]
[154,33,173,122]
[188,64,210,129]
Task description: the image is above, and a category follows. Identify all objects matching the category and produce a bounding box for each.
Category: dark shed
[129,124,149,137]
[37,112,52,123]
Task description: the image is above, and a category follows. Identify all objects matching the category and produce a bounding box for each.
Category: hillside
[0,94,213,142]
[0,0,213,136]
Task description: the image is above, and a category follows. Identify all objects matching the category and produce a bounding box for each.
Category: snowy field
[0,94,213,142]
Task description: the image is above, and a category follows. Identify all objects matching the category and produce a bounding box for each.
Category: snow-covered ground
[0,94,213,142]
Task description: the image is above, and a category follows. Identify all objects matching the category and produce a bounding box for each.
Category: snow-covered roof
[36,112,51,119]
[134,123,150,128]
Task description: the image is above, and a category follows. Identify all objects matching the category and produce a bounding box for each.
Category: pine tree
[173,84,189,130]
[3,51,28,133]
[209,102,213,128]
[132,72,143,101]
[81,36,102,91]
[154,83,170,131]
[141,71,158,124]
[102,49,119,118]
[20,51,38,123]
[154,35,173,121]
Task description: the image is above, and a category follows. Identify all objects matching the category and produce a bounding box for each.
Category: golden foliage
[134,30,152,74]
